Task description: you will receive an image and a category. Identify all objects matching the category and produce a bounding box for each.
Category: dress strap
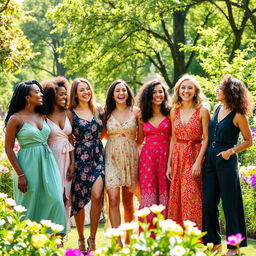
[14,113,25,124]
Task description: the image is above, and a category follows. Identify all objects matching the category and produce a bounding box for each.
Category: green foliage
[0,0,33,72]
[0,194,65,255]
[94,206,215,256]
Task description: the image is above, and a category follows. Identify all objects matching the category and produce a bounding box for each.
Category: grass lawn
[64,224,256,255]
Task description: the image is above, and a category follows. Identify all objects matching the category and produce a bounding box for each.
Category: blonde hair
[172,74,207,109]
[69,78,99,119]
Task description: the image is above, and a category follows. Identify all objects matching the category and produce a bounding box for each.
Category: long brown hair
[69,78,98,118]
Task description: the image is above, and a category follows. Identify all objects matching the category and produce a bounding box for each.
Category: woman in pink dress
[166,74,210,231]
[137,80,171,225]
[42,77,75,234]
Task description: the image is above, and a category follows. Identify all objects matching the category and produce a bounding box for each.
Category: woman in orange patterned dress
[166,74,210,230]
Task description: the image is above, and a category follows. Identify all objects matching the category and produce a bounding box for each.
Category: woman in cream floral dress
[104,79,142,247]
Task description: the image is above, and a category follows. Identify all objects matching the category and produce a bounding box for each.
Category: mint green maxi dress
[13,120,67,233]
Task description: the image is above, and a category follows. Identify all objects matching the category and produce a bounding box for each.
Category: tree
[0,0,33,72]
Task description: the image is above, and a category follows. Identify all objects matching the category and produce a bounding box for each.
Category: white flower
[94,247,108,255]
[121,247,130,253]
[0,192,8,199]
[169,235,182,246]
[5,198,16,206]
[104,228,124,239]
[159,219,183,235]
[120,221,139,231]
[14,205,27,213]
[54,237,62,245]
[0,219,6,225]
[149,204,165,214]
[183,220,196,228]
[50,223,64,232]
[134,207,150,218]
[134,243,148,251]
[40,219,53,228]
[170,245,186,256]
[185,226,201,236]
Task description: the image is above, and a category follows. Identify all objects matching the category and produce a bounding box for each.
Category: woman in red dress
[166,74,210,230]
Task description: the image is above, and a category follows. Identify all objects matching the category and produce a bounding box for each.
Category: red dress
[168,108,203,230]
[139,117,171,222]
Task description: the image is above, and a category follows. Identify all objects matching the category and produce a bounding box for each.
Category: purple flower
[225,233,245,246]
[64,249,84,256]
[251,174,256,188]
[251,128,256,139]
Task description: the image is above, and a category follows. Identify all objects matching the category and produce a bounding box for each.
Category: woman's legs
[122,186,134,244]
[74,208,86,252]
[89,176,104,251]
[107,187,122,247]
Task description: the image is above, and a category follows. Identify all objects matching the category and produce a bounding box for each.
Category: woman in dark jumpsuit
[202,75,253,256]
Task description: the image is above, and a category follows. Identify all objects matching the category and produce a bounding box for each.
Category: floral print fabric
[168,108,203,230]
[70,110,105,216]
[105,113,139,195]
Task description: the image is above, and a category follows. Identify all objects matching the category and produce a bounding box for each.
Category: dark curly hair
[41,76,70,114]
[5,80,45,127]
[137,80,170,122]
[105,79,134,121]
[221,74,253,116]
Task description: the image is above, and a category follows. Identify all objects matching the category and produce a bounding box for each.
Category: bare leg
[88,176,104,251]
[107,187,123,247]
[74,208,86,252]
[122,186,135,244]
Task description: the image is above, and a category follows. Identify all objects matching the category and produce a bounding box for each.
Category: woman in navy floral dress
[69,78,105,253]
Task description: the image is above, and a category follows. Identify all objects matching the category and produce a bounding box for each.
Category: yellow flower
[207,243,214,250]
[149,204,165,214]
[185,226,201,236]
[31,234,48,248]
[26,220,42,232]
[104,228,124,239]
[54,237,62,245]
[134,207,150,218]
[6,232,14,242]
[0,193,8,199]
[183,220,196,228]
[159,219,184,235]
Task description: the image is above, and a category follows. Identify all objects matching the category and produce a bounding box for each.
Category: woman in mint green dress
[4,80,67,234]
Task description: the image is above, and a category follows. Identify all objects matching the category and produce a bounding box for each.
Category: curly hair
[137,80,170,122]
[220,74,253,116]
[172,74,207,109]
[41,76,70,114]
[5,80,45,127]
[105,79,134,121]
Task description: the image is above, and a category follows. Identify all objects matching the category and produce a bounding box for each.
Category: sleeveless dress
[70,110,105,216]
[105,112,139,194]
[13,120,67,233]
[168,108,203,230]
[47,116,74,230]
[139,117,171,219]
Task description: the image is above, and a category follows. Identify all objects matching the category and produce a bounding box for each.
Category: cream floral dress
[105,112,139,195]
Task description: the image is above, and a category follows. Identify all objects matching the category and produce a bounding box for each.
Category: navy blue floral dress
[70,110,105,216]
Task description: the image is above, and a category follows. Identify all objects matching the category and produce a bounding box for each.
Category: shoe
[87,237,96,251]
[225,249,239,256]
[78,238,87,255]
[212,244,222,254]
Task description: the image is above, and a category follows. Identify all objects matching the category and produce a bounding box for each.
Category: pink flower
[225,233,245,246]
[64,248,84,256]
[13,143,20,152]
[0,165,9,173]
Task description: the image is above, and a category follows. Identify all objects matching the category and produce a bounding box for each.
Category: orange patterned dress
[168,108,203,230]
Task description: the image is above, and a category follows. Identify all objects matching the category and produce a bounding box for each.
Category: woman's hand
[166,165,172,181]
[18,175,27,193]
[191,161,201,177]
[217,149,233,160]
[66,162,75,181]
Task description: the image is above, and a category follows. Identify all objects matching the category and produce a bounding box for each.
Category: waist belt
[209,141,234,148]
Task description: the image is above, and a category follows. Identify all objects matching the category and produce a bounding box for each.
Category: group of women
[4,73,253,256]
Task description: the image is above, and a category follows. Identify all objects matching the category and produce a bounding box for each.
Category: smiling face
[76,82,91,103]
[178,80,196,103]
[55,86,67,108]
[27,84,43,106]
[216,83,225,102]
[113,83,128,104]
[152,84,165,105]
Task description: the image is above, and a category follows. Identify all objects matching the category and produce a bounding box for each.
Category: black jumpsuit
[202,105,247,248]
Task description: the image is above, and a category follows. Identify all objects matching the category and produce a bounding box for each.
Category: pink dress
[168,108,203,230]
[47,116,74,230]
[139,117,171,220]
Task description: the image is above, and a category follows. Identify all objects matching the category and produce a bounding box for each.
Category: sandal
[212,244,222,253]
[78,238,87,255]
[87,237,96,251]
